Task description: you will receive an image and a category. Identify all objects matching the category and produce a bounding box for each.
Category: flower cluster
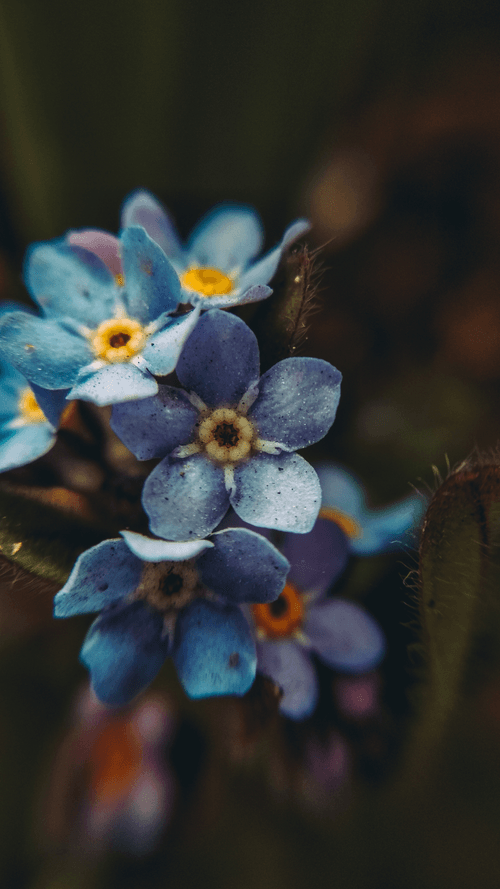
[0,192,423,717]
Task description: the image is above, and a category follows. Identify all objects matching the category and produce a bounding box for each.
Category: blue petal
[111,385,198,460]
[120,227,182,324]
[187,205,264,271]
[142,453,228,541]
[250,358,341,450]
[0,361,25,416]
[197,528,289,603]
[186,284,272,311]
[172,599,256,698]
[176,310,260,407]
[121,190,185,265]
[238,218,311,291]
[350,494,427,555]
[0,312,94,389]
[256,639,318,720]
[316,463,365,521]
[304,598,385,672]
[0,425,56,472]
[231,453,321,533]
[141,307,201,376]
[24,240,116,326]
[54,539,143,617]
[30,384,69,428]
[281,518,350,598]
[120,530,213,562]
[81,600,170,706]
[68,363,158,406]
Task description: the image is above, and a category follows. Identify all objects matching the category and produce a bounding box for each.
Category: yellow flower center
[252,582,304,639]
[319,507,362,539]
[91,318,147,363]
[181,267,234,297]
[18,388,46,424]
[197,408,255,463]
[114,273,125,287]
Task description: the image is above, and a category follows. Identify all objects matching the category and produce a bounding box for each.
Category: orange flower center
[319,507,362,539]
[88,719,142,804]
[180,267,234,297]
[252,582,304,639]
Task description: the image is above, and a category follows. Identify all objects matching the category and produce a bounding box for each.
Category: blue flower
[0,357,67,472]
[315,462,427,555]
[251,517,386,719]
[0,227,200,406]
[111,310,342,539]
[121,190,310,310]
[54,527,290,705]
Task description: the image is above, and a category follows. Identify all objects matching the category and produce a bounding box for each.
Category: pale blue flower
[0,228,200,406]
[111,310,342,540]
[121,190,310,310]
[54,527,289,705]
[316,463,427,555]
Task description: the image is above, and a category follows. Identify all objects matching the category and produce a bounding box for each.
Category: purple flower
[251,517,385,719]
[54,527,289,704]
[111,310,342,540]
[0,228,200,406]
[120,190,310,309]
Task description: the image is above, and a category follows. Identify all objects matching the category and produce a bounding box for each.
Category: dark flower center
[269,595,288,617]
[159,573,183,597]
[214,422,239,448]
[109,332,131,348]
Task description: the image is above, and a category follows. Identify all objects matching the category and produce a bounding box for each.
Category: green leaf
[0,482,102,586]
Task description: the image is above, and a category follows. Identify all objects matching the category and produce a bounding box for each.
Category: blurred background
[2,0,500,886]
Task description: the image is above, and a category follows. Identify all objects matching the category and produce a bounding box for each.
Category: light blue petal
[187,205,264,271]
[176,310,259,407]
[350,494,427,555]
[81,600,170,706]
[198,528,289,603]
[305,598,385,672]
[0,425,56,472]
[68,363,158,406]
[111,385,198,460]
[281,518,350,598]
[173,599,256,698]
[250,358,341,450]
[256,639,318,720]
[142,453,228,541]
[0,361,24,415]
[316,463,365,521]
[231,453,321,533]
[185,284,272,311]
[54,539,143,617]
[0,300,37,319]
[120,227,181,323]
[120,530,213,562]
[30,384,68,428]
[238,218,311,291]
[0,313,94,389]
[141,306,201,376]
[121,190,185,265]
[24,240,116,325]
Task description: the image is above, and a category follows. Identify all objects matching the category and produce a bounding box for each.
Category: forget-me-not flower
[251,517,385,719]
[54,527,290,705]
[0,357,67,472]
[119,190,310,309]
[0,227,200,406]
[315,462,427,555]
[111,310,342,540]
